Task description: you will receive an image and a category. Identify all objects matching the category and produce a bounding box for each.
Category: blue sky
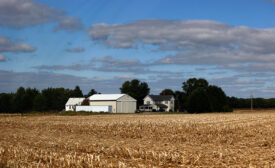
[1,0,275,97]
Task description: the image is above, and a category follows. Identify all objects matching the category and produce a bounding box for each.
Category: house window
[146,101,150,104]
[165,101,168,104]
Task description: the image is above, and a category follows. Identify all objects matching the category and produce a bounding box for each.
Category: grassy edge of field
[0,111,191,117]
[2,108,275,117]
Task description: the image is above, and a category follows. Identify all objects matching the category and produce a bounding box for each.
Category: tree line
[120,78,231,113]
[158,78,233,113]
[0,78,274,114]
[120,78,275,113]
[0,86,99,114]
[228,97,275,109]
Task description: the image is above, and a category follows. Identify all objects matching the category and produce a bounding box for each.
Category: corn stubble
[0,112,275,167]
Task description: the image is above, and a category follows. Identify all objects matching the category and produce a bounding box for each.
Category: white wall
[76,106,112,113]
[117,101,136,113]
[90,101,117,113]
[144,96,154,105]
[65,105,74,111]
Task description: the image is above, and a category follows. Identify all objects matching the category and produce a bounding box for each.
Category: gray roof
[156,103,168,108]
[140,104,153,107]
[148,95,173,101]
[66,98,85,106]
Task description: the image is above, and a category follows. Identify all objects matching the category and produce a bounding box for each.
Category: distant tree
[230,97,250,108]
[85,89,98,98]
[228,97,239,108]
[14,87,27,115]
[182,78,209,96]
[160,89,174,96]
[254,98,267,108]
[42,87,71,111]
[207,85,232,112]
[81,98,90,105]
[174,91,186,112]
[186,88,210,113]
[33,94,47,112]
[120,79,150,106]
[71,86,83,97]
[0,93,14,113]
[24,88,39,111]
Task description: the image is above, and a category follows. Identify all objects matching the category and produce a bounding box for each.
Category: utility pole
[250,93,253,111]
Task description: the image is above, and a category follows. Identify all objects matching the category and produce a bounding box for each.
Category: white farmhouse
[65,98,85,111]
[89,94,137,113]
[140,95,175,112]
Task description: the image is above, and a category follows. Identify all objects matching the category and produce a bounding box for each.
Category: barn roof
[89,94,125,101]
[148,95,174,101]
[66,98,85,105]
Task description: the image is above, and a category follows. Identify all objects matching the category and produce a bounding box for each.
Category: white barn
[89,94,137,113]
[65,98,85,111]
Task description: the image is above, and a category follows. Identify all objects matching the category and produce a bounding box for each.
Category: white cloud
[0,70,133,94]
[66,47,85,53]
[1,69,275,97]
[114,75,135,80]
[0,54,5,62]
[34,56,147,73]
[54,17,83,32]
[0,35,36,53]
[0,0,64,28]
[88,19,275,71]
[0,0,83,32]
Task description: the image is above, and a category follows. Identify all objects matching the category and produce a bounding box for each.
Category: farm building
[139,95,175,112]
[89,94,137,113]
[65,98,85,111]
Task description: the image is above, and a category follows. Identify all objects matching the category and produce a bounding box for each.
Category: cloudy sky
[1,0,275,97]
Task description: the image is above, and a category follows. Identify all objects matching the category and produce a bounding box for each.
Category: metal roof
[66,98,85,105]
[147,95,174,101]
[89,94,125,101]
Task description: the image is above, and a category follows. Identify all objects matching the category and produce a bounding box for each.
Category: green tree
[41,87,71,111]
[186,88,210,113]
[85,89,98,98]
[120,79,150,106]
[33,94,47,112]
[174,91,186,112]
[160,89,174,96]
[0,93,14,113]
[182,78,209,96]
[71,86,83,97]
[14,87,27,114]
[24,88,39,111]
[207,85,231,112]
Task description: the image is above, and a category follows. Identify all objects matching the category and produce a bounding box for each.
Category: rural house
[88,94,137,113]
[65,98,85,111]
[139,95,175,112]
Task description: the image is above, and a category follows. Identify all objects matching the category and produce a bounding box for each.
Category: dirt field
[0,112,275,167]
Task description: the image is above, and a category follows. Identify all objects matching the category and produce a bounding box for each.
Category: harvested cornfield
[0,112,275,167]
